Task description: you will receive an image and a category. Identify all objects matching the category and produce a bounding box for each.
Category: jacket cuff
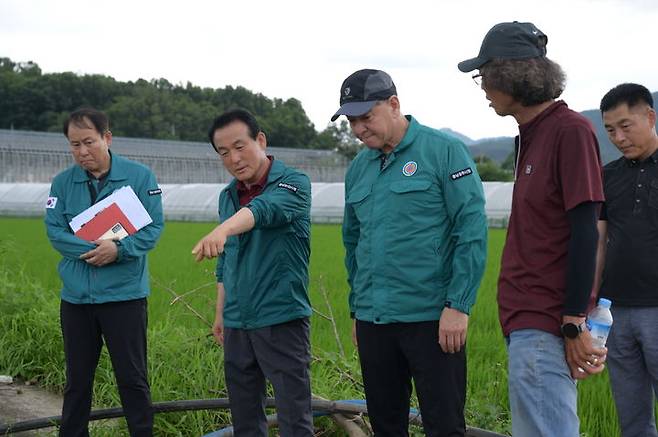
[445,300,471,315]
[115,240,125,262]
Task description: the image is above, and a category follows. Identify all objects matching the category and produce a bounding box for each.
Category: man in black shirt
[595,83,658,437]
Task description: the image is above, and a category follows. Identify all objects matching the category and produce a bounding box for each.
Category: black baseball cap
[331,69,397,122]
[458,21,548,73]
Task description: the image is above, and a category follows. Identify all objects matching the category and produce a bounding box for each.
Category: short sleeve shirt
[599,151,658,306]
[498,101,604,337]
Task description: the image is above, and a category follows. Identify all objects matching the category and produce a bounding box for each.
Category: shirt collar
[236,156,273,193]
[626,148,658,167]
[518,100,567,140]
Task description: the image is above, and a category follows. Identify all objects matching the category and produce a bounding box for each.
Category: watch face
[561,323,579,339]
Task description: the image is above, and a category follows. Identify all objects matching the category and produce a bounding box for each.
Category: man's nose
[613,130,627,144]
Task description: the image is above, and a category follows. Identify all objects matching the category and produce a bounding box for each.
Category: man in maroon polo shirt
[458,21,607,436]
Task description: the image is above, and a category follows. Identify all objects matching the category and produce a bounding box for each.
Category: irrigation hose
[202,399,423,437]
[0,398,506,437]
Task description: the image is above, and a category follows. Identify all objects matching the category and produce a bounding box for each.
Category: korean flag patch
[45,197,58,209]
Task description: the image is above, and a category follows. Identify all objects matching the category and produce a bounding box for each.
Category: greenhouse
[0,182,513,227]
[0,129,349,184]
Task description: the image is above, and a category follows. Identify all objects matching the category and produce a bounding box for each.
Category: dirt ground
[0,380,62,436]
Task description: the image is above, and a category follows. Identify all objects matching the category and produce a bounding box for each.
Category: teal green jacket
[343,116,487,322]
[45,153,164,304]
[216,159,312,329]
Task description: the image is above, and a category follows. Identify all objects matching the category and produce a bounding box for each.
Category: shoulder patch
[45,197,58,209]
[148,188,162,196]
[450,167,473,181]
[278,182,298,193]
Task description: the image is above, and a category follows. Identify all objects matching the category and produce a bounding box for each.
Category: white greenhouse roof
[0,182,514,226]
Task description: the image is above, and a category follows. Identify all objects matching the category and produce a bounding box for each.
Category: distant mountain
[440,128,474,145]
[580,108,620,164]
[445,92,658,165]
[469,136,515,163]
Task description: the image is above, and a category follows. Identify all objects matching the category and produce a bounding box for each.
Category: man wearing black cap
[334,69,488,436]
[458,22,607,436]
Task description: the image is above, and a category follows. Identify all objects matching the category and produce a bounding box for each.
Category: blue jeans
[607,306,658,437]
[506,329,579,437]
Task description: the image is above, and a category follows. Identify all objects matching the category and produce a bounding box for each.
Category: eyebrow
[69,136,95,143]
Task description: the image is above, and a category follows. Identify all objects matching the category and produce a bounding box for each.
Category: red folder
[74,202,137,242]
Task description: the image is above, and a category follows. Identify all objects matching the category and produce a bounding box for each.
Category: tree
[312,120,363,159]
[474,155,513,182]
[0,57,16,73]
[0,56,332,149]
[501,150,516,171]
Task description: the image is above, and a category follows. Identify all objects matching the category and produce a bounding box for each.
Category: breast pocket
[389,179,435,213]
[345,186,372,222]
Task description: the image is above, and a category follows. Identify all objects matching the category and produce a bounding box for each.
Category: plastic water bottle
[586,298,613,348]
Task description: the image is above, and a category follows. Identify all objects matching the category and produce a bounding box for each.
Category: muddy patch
[0,379,62,436]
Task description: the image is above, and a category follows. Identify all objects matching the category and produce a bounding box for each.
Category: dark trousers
[223,317,313,437]
[59,299,152,437]
[356,320,466,437]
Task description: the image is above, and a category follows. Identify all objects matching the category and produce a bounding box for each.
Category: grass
[0,217,625,436]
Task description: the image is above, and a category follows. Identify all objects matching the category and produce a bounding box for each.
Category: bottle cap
[598,298,612,308]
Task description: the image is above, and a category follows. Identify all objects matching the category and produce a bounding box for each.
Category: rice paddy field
[0,217,624,436]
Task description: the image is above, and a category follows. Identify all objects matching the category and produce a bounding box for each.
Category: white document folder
[69,186,153,233]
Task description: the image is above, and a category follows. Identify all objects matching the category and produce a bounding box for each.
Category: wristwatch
[560,322,585,339]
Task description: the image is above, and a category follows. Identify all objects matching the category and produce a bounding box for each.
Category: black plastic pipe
[0,398,507,437]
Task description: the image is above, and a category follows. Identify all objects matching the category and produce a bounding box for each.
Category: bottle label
[587,321,611,347]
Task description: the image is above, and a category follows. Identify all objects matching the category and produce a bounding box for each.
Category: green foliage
[474,155,513,182]
[0,57,334,150]
[310,120,363,159]
[0,219,626,436]
[501,150,515,171]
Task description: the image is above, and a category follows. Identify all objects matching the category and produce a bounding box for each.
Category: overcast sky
[2,0,658,141]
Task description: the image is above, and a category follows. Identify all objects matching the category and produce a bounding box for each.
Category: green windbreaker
[216,159,312,329]
[343,116,487,322]
[45,153,164,304]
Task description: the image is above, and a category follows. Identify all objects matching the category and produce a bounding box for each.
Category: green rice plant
[0,218,627,436]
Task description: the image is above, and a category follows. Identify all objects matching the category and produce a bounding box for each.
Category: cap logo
[344,87,351,96]
[402,161,417,176]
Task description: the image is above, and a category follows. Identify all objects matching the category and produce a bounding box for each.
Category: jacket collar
[224,156,285,193]
[71,152,129,183]
[365,115,418,161]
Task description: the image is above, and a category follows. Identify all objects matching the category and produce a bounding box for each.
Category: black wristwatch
[560,322,585,339]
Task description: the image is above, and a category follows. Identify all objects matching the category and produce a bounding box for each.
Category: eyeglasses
[472,74,483,87]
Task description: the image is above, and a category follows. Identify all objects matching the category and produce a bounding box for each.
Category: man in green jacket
[45,108,163,436]
[332,69,487,437]
[193,109,313,436]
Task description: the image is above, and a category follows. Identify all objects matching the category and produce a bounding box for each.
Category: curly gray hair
[480,57,566,106]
